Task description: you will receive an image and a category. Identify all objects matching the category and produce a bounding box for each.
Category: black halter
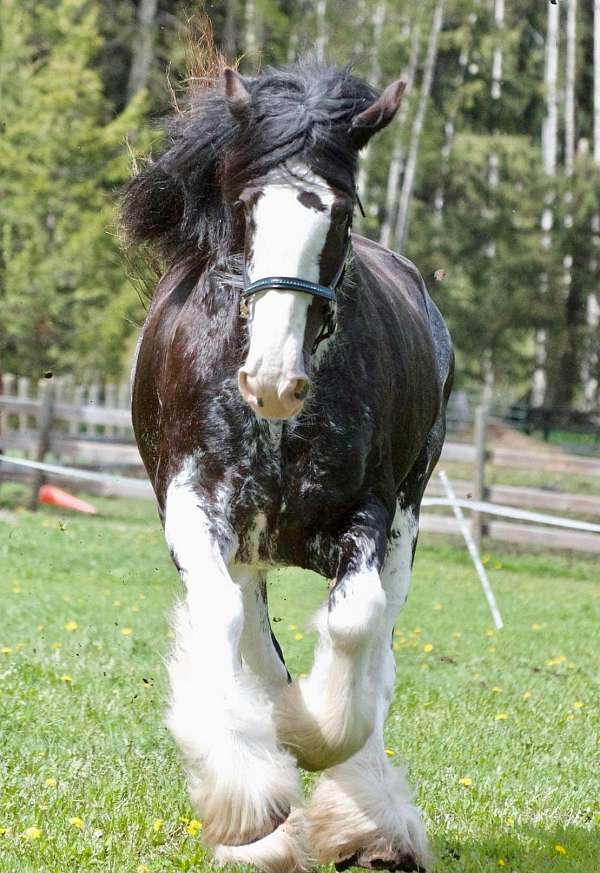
[241,237,350,303]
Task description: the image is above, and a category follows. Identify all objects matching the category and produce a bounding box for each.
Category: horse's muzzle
[238,368,309,419]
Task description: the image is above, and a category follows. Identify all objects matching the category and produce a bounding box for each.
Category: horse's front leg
[164,473,307,871]
[306,499,431,872]
[275,499,389,772]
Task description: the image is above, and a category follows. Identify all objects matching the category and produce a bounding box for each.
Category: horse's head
[223,68,405,420]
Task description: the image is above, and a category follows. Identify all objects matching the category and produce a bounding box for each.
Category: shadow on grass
[433,823,600,871]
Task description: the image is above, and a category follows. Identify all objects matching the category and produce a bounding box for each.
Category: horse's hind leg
[164,472,308,872]
[306,501,431,872]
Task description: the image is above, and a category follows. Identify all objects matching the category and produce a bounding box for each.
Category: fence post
[472,404,489,550]
[29,379,55,511]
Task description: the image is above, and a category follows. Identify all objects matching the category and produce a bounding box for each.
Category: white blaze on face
[238,163,336,419]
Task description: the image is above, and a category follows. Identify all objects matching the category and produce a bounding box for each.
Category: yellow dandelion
[139,593,146,600]
[51,642,63,651]
[61,674,73,683]
[64,620,77,632]
[132,605,140,612]
[485,629,495,638]
[452,632,461,639]
[113,600,121,607]
[69,817,84,829]
[458,777,472,787]
[15,643,24,651]
[179,817,189,825]
[505,817,514,827]
[488,646,497,653]
[421,663,430,670]
[433,602,443,611]
[546,655,566,667]
[482,553,491,564]
[393,642,401,652]
[294,633,304,641]
[121,627,133,637]
[531,623,542,631]
[491,687,502,694]
[423,643,434,653]
[497,860,506,867]
[493,561,503,570]
[186,819,202,837]
[24,826,42,840]
[523,691,532,700]
[37,624,44,631]
[412,627,422,635]
[385,748,396,757]
[153,818,163,832]
[1,646,11,655]
[495,713,508,721]
[12,586,22,594]
[288,624,297,631]
[45,778,57,788]
[138,866,150,873]
[0,827,10,836]
[565,714,574,721]
[554,844,567,855]
[573,701,584,709]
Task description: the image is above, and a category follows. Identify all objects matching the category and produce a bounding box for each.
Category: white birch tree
[379,18,421,248]
[532,0,560,407]
[394,0,445,253]
[126,0,158,102]
[354,0,387,232]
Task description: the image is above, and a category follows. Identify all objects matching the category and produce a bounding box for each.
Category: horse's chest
[232,423,371,568]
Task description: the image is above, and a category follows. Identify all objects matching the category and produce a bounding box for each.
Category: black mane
[121,59,377,268]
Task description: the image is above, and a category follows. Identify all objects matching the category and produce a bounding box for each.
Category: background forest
[1,0,599,411]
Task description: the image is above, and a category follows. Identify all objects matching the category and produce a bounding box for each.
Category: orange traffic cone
[38,485,97,515]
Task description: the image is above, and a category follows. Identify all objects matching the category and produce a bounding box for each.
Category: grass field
[1,491,599,872]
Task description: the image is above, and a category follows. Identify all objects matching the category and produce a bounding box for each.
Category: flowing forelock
[121,58,376,270]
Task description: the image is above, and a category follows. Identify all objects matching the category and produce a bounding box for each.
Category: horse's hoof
[335,848,426,872]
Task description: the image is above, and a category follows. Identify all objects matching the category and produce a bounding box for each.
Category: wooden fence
[2,377,600,553]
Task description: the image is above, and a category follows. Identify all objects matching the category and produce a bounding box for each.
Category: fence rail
[2,377,600,554]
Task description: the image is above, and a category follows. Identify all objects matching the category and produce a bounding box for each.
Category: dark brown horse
[123,58,453,873]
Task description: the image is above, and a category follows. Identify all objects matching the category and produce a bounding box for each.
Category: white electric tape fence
[3,455,600,629]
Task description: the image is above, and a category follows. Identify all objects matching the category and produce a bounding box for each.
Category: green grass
[1,492,599,872]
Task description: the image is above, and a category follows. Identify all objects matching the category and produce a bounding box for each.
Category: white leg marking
[234,565,289,698]
[307,503,431,871]
[164,468,306,867]
[276,538,386,771]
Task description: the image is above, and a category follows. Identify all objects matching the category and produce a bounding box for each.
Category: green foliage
[0,0,149,380]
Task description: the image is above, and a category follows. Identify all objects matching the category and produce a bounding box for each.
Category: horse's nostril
[293,380,309,401]
[257,397,264,408]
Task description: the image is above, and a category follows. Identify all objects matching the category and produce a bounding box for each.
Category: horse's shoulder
[350,233,430,312]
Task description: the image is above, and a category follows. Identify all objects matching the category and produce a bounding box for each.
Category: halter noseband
[241,238,351,304]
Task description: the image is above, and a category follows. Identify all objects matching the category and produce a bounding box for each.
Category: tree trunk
[583,0,600,408]
[244,0,259,69]
[553,0,579,410]
[432,23,474,229]
[126,0,159,103]
[315,0,327,63]
[355,0,387,232]
[532,0,560,407]
[394,0,445,253]
[379,19,421,248]
[224,0,238,60]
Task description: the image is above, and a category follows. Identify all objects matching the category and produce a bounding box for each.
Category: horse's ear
[223,67,252,121]
[350,79,406,149]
